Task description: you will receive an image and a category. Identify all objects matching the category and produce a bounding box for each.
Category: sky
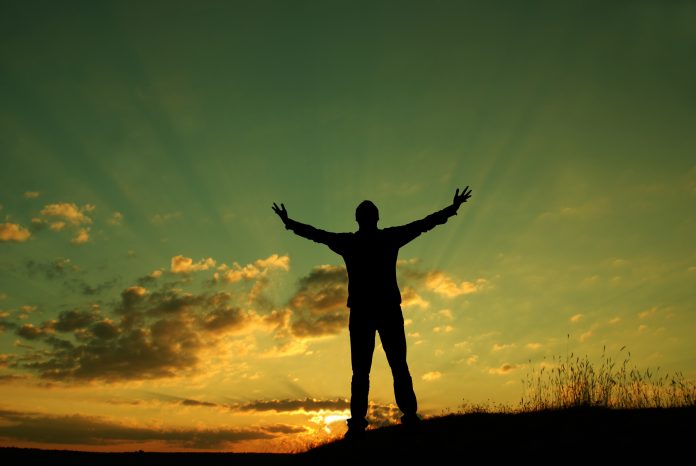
[1,0,695,453]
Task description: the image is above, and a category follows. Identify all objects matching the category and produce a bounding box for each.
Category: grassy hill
[2,406,693,465]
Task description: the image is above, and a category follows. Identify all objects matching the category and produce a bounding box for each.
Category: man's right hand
[272,202,289,223]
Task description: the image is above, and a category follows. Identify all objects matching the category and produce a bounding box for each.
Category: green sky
[1,0,695,452]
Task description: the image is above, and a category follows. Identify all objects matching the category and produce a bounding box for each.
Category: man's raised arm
[272,202,336,245]
[390,186,473,247]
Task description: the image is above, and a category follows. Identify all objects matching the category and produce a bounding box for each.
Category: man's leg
[379,307,418,421]
[348,314,376,432]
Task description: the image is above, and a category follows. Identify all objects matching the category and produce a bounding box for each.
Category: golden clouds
[171,255,216,273]
[0,222,31,242]
[422,371,442,381]
[424,271,489,297]
[40,202,94,225]
[217,254,290,283]
[71,228,90,245]
[255,254,290,271]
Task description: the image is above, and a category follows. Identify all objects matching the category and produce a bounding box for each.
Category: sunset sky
[1,0,695,453]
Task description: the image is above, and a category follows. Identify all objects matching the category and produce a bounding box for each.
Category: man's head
[355,200,379,230]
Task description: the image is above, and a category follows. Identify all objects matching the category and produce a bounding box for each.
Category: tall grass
[519,343,696,411]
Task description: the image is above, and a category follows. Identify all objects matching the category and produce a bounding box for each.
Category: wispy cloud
[421,371,442,381]
[151,212,182,224]
[107,211,123,225]
[488,363,516,375]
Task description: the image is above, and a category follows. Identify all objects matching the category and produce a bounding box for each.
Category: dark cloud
[286,265,349,338]
[12,286,262,382]
[70,277,120,296]
[90,320,119,339]
[181,399,217,407]
[200,307,249,333]
[53,309,98,332]
[291,313,348,337]
[0,374,26,384]
[262,424,307,434]
[15,324,49,340]
[25,258,79,279]
[0,318,18,332]
[10,260,398,382]
[20,316,204,381]
[236,398,350,413]
[0,408,278,449]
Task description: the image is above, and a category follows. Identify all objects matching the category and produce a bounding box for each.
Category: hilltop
[1,406,693,465]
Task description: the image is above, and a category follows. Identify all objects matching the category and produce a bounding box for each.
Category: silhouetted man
[272,187,472,438]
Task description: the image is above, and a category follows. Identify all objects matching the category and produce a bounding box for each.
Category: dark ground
[2,407,693,465]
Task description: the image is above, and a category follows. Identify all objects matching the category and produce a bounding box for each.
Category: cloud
[255,254,290,271]
[23,191,40,199]
[526,342,542,350]
[0,222,31,242]
[151,212,182,224]
[236,398,350,413]
[537,201,608,220]
[199,305,250,334]
[424,271,489,297]
[71,228,90,245]
[638,306,658,319]
[0,408,281,449]
[433,325,454,333]
[366,403,401,427]
[401,287,429,309]
[286,265,348,337]
[219,254,290,283]
[421,371,442,381]
[52,309,99,332]
[11,283,271,382]
[107,212,123,225]
[70,277,120,296]
[26,258,80,279]
[171,255,216,273]
[180,398,218,408]
[492,343,515,352]
[579,329,593,341]
[570,313,583,323]
[49,221,66,231]
[0,318,17,332]
[488,363,516,375]
[40,203,94,225]
[16,323,50,340]
[0,374,26,384]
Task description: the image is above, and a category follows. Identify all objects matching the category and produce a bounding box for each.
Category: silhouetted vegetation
[520,344,696,410]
